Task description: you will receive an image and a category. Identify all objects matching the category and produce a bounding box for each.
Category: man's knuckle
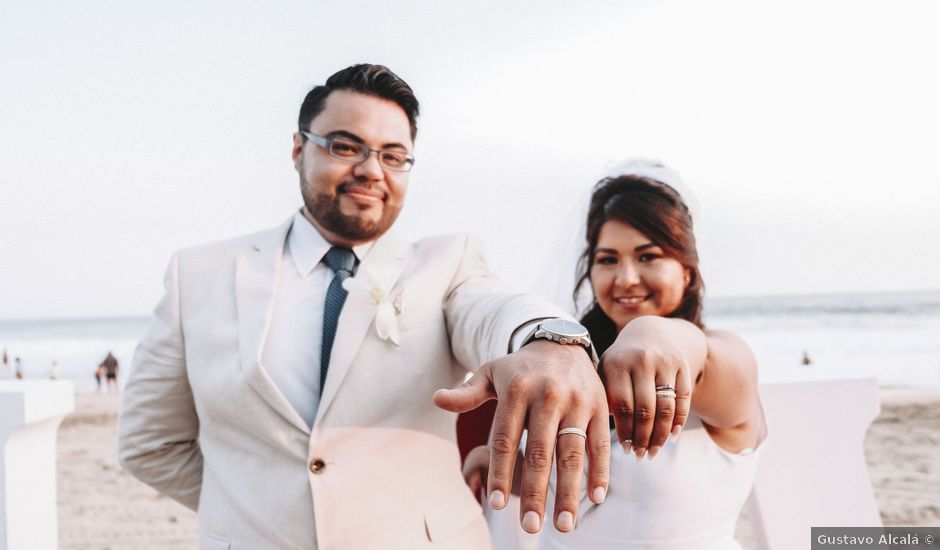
[592,437,612,455]
[591,463,610,480]
[557,488,579,503]
[506,377,530,399]
[557,449,583,472]
[490,433,516,455]
[567,391,585,409]
[521,488,544,502]
[525,446,553,470]
[540,381,563,404]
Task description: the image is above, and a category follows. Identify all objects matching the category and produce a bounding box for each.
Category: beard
[302,180,401,242]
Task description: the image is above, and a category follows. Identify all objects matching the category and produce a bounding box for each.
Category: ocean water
[703,290,940,388]
[1,290,938,390]
[0,316,149,392]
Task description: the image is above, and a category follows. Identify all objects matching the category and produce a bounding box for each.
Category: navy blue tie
[320,247,357,396]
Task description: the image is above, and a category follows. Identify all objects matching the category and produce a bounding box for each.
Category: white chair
[745,378,882,550]
[0,381,75,550]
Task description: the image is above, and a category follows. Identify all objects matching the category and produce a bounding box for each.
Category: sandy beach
[56,389,940,549]
[57,393,198,550]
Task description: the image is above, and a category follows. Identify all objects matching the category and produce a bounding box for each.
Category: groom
[118,64,610,549]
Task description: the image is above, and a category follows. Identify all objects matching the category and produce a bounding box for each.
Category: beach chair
[0,381,75,550]
[745,377,883,550]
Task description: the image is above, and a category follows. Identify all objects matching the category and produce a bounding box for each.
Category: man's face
[292,90,413,246]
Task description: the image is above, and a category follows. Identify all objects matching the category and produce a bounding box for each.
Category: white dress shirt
[261,211,372,428]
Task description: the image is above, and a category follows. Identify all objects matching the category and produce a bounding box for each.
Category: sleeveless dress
[536,412,767,550]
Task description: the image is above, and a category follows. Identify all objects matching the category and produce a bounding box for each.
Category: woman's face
[590,220,690,331]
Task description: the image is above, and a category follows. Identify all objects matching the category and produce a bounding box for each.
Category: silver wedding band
[656,384,677,399]
[557,427,588,439]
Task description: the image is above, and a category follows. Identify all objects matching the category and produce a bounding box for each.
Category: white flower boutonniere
[342,265,402,347]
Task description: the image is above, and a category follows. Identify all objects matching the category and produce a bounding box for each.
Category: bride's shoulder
[704,329,758,375]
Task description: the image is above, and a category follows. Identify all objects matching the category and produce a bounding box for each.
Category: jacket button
[309,459,326,474]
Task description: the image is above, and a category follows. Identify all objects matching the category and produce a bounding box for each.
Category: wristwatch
[521,318,599,367]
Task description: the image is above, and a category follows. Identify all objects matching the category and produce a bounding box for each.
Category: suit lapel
[235,216,310,434]
[314,231,410,425]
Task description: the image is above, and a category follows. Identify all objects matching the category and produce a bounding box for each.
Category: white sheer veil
[535,158,699,318]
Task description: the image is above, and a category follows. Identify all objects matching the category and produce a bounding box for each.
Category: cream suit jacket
[117,216,566,550]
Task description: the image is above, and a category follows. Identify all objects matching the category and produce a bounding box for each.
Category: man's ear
[291,132,304,171]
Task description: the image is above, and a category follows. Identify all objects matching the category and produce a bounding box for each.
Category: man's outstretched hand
[434,340,610,534]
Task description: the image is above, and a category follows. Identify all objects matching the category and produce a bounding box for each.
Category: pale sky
[2,0,939,320]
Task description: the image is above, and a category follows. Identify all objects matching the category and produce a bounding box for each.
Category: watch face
[541,318,589,338]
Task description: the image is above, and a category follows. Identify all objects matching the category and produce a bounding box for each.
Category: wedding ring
[557,427,588,439]
[655,385,676,391]
[656,389,677,399]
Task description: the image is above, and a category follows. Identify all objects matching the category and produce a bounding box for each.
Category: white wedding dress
[539,412,766,550]
[485,412,766,550]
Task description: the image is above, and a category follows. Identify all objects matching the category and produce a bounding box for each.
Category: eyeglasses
[301,131,415,172]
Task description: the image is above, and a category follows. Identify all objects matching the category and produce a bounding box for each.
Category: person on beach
[118,63,610,549]
[14,356,23,379]
[99,352,119,393]
[464,160,765,549]
[95,363,106,391]
[2,348,8,372]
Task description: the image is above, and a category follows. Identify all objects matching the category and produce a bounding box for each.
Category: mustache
[337,181,386,199]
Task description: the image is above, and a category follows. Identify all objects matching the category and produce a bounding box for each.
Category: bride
[463,159,766,550]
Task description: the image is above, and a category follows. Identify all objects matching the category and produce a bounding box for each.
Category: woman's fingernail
[635,447,647,460]
[671,425,682,442]
[522,511,541,533]
[556,511,574,531]
[621,440,632,454]
[592,486,607,504]
[647,445,661,459]
[489,490,506,509]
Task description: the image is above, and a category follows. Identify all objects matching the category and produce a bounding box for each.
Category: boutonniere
[343,265,402,347]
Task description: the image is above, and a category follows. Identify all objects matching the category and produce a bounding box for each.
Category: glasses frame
[300,131,415,172]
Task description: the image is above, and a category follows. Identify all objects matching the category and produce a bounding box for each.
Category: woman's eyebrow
[594,247,618,255]
[634,243,659,252]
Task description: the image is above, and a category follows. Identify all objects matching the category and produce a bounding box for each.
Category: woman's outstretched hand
[600,316,707,460]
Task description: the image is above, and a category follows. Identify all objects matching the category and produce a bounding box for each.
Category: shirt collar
[287,210,375,277]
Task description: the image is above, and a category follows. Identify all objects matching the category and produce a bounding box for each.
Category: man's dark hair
[298,64,419,140]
